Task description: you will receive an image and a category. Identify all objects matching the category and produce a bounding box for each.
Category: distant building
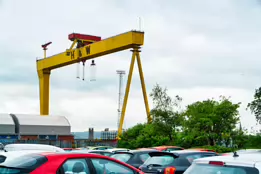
[0,113,73,145]
[72,129,118,140]
[72,131,102,140]
[0,114,15,135]
[101,128,117,140]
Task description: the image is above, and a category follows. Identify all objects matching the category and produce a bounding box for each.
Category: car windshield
[144,155,175,166]
[0,154,48,173]
[110,153,133,162]
[184,164,259,174]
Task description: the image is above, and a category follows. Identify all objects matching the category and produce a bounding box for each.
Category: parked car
[139,150,218,173]
[222,149,261,156]
[184,152,261,174]
[0,150,49,164]
[106,148,130,153]
[72,149,114,156]
[110,149,158,168]
[4,143,64,152]
[62,148,74,151]
[188,148,216,152]
[90,146,114,150]
[152,146,184,151]
[0,152,144,174]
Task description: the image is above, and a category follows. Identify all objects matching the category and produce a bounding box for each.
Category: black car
[139,150,219,174]
[110,149,158,168]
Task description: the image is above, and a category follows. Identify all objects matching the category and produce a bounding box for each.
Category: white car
[184,152,261,174]
[4,143,64,152]
[105,148,130,153]
[0,150,50,164]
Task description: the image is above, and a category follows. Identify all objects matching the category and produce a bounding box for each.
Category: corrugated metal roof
[0,114,14,125]
[15,114,70,126]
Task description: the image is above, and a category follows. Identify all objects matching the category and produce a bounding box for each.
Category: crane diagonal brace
[37,31,144,72]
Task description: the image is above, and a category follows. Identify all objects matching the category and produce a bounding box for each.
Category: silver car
[184,152,261,173]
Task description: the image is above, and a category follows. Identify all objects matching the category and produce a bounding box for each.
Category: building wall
[0,114,15,134]
[20,125,70,135]
[0,125,15,134]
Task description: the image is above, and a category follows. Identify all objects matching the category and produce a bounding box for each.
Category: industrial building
[0,113,119,147]
[0,113,73,146]
[72,128,118,147]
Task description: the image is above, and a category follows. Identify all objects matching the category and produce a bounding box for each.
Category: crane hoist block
[68,33,101,43]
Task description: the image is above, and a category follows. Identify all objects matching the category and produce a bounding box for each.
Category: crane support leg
[117,47,152,137]
[136,51,152,124]
[38,70,50,115]
[118,49,136,136]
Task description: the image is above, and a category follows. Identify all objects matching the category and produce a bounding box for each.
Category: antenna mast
[116,70,126,130]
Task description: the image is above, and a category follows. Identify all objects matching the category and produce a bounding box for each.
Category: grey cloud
[1,0,261,93]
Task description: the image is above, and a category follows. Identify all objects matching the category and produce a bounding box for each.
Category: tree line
[118,84,261,153]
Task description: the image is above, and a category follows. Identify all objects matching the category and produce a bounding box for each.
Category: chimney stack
[89,128,94,140]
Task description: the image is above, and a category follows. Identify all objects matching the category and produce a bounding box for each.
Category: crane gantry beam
[36,30,152,137]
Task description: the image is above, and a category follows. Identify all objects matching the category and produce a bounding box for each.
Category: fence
[74,139,118,148]
[0,139,118,148]
[0,139,73,148]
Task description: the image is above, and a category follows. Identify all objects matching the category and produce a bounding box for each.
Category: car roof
[193,153,261,167]
[113,149,158,154]
[40,152,110,157]
[38,152,140,171]
[172,150,216,154]
[152,146,183,149]
[4,144,64,152]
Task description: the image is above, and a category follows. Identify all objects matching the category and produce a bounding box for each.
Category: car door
[89,158,136,174]
[56,158,92,174]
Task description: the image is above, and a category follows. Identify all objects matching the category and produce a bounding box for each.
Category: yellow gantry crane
[36,30,152,137]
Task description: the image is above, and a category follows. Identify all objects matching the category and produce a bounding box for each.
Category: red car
[0,152,144,174]
[152,146,184,151]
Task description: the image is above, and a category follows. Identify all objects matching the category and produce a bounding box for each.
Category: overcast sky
[0,0,261,132]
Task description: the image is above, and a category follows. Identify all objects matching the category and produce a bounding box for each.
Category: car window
[185,154,202,164]
[1,154,47,173]
[58,158,90,174]
[144,155,175,166]
[139,154,150,162]
[184,164,259,174]
[111,153,133,162]
[91,158,134,174]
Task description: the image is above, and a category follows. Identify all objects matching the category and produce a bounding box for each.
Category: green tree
[150,83,183,142]
[183,96,241,146]
[247,87,261,124]
[117,124,146,149]
[118,123,169,149]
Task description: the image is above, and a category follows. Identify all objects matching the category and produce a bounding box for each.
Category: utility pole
[116,70,126,130]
